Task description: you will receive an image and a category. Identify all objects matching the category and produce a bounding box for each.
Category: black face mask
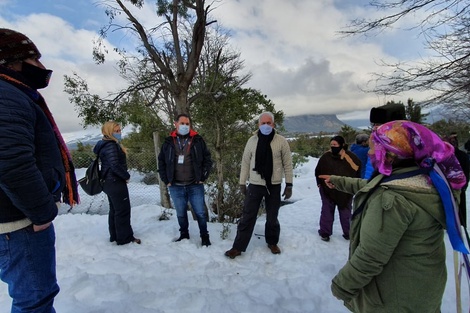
[331,146,342,155]
[21,61,53,89]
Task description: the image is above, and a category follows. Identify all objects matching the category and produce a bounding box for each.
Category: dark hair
[175,113,191,123]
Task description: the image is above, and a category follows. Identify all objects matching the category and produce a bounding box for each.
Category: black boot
[201,234,211,246]
[175,233,190,242]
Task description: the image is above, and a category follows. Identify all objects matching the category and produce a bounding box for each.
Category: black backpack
[78,142,110,196]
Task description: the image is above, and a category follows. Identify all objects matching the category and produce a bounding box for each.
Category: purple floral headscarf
[369,120,466,190]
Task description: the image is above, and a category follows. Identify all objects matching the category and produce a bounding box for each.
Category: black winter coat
[94,139,130,182]
[158,130,212,185]
[0,79,64,224]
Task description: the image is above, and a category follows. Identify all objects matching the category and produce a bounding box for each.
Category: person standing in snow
[447,132,469,227]
[224,112,293,259]
[315,136,361,242]
[323,121,465,313]
[350,133,369,179]
[0,28,79,312]
[364,102,406,179]
[94,121,141,245]
[158,113,213,246]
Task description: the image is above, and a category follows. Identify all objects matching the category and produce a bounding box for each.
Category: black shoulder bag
[78,142,111,196]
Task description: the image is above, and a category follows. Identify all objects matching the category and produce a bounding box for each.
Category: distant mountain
[63,128,102,150]
[282,114,358,134]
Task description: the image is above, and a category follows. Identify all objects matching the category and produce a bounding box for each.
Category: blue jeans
[0,224,59,313]
[169,184,208,236]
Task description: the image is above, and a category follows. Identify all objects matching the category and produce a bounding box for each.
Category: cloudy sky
[0,0,427,133]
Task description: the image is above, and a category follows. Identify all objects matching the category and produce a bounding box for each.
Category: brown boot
[267,244,281,254]
[224,248,241,259]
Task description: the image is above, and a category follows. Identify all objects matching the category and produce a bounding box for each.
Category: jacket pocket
[356,277,384,309]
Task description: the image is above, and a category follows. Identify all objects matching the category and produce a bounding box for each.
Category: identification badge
[178,155,185,164]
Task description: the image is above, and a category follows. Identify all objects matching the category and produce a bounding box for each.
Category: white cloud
[0,0,431,131]
[0,12,127,133]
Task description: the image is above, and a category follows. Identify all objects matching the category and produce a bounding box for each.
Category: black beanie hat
[369,102,406,124]
[0,29,41,65]
[331,135,345,146]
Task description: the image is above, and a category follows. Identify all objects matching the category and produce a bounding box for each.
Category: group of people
[0,28,294,312]
[1,27,469,313]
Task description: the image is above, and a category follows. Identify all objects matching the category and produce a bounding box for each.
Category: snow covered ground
[0,157,468,312]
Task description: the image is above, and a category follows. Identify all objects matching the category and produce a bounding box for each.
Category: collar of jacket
[361,166,422,193]
[170,129,198,138]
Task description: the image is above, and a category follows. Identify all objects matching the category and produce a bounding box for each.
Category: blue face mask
[113,133,122,142]
[259,124,273,135]
[178,125,190,136]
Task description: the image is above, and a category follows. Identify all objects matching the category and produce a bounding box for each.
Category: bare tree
[342,0,470,118]
[95,0,216,116]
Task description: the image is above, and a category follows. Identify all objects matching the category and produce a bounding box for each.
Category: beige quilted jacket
[239,131,293,186]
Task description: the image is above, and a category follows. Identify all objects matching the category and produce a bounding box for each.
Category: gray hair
[355,133,369,144]
[258,112,275,123]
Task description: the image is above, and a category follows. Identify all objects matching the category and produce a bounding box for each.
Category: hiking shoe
[224,248,241,259]
[201,234,211,247]
[175,233,190,242]
[132,237,142,244]
[320,236,330,242]
[342,234,350,240]
[267,244,281,254]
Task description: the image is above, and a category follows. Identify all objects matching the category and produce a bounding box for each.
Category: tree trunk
[174,89,190,115]
[154,131,171,208]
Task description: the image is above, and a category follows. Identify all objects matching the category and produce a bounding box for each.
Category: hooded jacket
[157,129,212,185]
[93,139,130,182]
[329,167,447,313]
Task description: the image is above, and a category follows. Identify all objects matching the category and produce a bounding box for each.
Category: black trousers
[103,179,134,245]
[459,188,467,228]
[232,184,281,252]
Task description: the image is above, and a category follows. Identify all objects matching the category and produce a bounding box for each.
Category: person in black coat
[158,114,213,246]
[0,28,79,313]
[94,121,141,245]
[448,133,470,227]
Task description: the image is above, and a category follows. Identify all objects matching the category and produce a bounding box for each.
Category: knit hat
[0,29,41,65]
[369,102,406,124]
[331,135,345,146]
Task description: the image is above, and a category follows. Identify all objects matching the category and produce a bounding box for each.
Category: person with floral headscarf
[320,120,465,313]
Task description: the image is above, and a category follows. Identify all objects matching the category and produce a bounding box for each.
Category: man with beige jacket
[225,112,293,259]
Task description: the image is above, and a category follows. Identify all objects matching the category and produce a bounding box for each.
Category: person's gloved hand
[240,184,247,195]
[282,186,292,200]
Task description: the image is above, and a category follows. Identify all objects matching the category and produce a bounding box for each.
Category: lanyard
[176,136,190,154]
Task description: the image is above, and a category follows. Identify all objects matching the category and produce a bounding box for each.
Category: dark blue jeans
[0,224,59,313]
[232,184,281,252]
[169,183,208,236]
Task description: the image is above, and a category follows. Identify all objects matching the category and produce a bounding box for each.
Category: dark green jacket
[330,167,450,313]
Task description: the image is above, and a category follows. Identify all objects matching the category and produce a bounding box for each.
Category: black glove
[240,184,247,195]
[282,186,292,200]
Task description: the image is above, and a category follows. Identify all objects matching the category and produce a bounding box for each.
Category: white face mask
[178,124,190,136]
[259,124,273,135]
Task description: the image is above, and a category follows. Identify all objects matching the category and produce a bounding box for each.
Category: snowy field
[0,157,469,313]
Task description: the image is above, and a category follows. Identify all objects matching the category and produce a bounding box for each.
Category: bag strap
[94,140,113,178]
[352,168,430,219]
